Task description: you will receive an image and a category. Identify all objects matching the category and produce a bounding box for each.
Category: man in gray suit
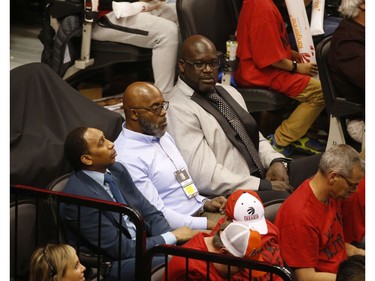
[166,35,321,203]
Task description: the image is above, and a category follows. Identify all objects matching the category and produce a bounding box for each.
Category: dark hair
[64,127,89,170]
[212,221,231,249]
[336,255,365,281]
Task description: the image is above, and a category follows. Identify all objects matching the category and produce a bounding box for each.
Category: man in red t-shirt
[234,0,325,156]
[342,176,365,247]
[275,144,365,280]
[210,189,285,281]
[163,221,266,281]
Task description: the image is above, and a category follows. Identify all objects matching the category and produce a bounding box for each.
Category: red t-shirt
[274,179,347,273]
[163,232,248,281]
[234,0,310,97]
[210,218,284,281]
[342,177,365,244]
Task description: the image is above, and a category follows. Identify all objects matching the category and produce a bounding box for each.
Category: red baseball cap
[225,190,268,234]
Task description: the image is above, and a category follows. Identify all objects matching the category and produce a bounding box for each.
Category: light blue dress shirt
[114,123,208,230]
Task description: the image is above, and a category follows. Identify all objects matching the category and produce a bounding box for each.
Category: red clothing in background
[234,0,310,98]
[342,177,365,244]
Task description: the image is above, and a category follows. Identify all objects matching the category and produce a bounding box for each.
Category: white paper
[285,0,317,64]
[310,0,325,36]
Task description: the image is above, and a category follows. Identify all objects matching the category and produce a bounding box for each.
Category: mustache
[200,74,216,80]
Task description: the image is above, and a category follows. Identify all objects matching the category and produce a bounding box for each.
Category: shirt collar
[121,122,160,143]
[176,77,195,97]
[176,77,220,98]
[82,169,110,186]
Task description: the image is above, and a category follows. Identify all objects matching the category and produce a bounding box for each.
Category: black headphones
[42,247,57,278]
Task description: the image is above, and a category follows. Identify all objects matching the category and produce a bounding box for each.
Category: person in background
[61,126,197,281]
[114,81,226,231]
[342,148,365,249]
[211,190,285,281]
[29,243,86,281]
[336,255,365,281]
[163,221,266,281]
[329,0,365,144]
[234,0,326,157]
[275,144,365,281]
[276,0,342,49]
[92,0,179,94]
[342,177,365,249]
[167,34,321,204]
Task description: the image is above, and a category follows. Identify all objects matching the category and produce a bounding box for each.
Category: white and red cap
[225,190,268,234]
[220,221,266,277]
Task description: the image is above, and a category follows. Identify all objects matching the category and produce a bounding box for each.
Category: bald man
[114,81,226,231]
[166,35,321,203]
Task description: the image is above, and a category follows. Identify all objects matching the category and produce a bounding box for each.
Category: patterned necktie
[208,92,266,178]
[104,172,136,238]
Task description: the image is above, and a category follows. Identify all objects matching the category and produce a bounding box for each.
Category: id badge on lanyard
[174,168,199,199]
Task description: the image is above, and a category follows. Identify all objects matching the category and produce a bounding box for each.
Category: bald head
[182,35,217,61]
[179,35,219,94]
[122,81,167,137]
[123,81,161,110]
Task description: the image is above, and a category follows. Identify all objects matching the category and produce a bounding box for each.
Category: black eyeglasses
[130,101,169,115]
[42,248,57,278]
[339,174,359,190]
[183,59,220,70]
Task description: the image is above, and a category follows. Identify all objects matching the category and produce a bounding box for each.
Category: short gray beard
[139,116,166,138]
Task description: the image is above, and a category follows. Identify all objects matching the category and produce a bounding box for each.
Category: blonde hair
[29,244,77,281]
[338,0,364,18]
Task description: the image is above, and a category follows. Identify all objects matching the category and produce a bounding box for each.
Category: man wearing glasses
[114,81,226,231]
[274,144,365,281]
[166,35,321,204]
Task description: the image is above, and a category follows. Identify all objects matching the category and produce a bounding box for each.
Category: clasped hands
[266,162,294,193]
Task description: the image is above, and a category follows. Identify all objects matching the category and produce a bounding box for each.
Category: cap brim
[235,219,268,235]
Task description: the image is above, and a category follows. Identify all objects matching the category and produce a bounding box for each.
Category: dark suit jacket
[61,162,172,259]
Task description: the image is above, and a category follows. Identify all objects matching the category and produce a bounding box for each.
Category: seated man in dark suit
[61,126,197,281]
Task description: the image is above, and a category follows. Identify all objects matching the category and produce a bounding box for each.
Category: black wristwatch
[290,60,297,74]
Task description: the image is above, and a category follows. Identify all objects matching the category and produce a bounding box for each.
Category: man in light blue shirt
[115,82,226,230]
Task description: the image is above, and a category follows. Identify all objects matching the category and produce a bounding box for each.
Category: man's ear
[81,154,92,166]
[328,171,337,185]
[128,108,139,121]
[218,248,229,255]
[178,59,185,74]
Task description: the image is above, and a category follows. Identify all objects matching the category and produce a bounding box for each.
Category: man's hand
[291,50,302,62]
[171,226,199,243]
[140,0,162,11]
[270,180,294,193]
[207,219,217,230]
[346,243,365,256]
[266,162,288,182]
[296,62,319,76]
[266,162,293,192]
[203,196,226,213]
